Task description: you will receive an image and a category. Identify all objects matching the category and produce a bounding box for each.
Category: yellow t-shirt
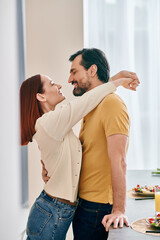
[79,93,130,204]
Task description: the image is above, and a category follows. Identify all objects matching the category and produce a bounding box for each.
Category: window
[83,0,160,169]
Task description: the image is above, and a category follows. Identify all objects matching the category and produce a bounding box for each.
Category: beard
[72,76,91,96]
[73,86,87,96]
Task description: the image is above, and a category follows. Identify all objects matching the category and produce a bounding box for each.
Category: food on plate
[147,216,160,227]
[132,184,159,194]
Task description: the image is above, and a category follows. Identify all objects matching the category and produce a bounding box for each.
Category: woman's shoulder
[35,104,67,132]
[37,105,65,122]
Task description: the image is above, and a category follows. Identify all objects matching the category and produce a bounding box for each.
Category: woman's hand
[110,70,140,91]
[110,70,139,83]
[113,78,139,91]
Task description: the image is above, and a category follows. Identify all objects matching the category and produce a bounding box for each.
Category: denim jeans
[73,198,113,240]
[26,190,77,240]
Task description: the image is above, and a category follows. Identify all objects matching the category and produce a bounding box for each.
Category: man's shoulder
[99,93,130,125]
[100,93,127,109]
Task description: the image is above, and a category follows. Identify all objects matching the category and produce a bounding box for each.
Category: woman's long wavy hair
[20,74,44,145]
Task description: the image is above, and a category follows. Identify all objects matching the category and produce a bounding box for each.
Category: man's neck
[87,79,104,91]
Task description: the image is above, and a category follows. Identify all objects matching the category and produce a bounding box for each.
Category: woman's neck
[41,103,55,113]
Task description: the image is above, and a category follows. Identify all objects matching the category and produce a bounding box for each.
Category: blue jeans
[73,198,113,240]
[26,190,77,240]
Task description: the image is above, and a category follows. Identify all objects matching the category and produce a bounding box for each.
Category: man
[42,48,139,239]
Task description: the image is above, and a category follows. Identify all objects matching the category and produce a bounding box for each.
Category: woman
[20,74,137,240]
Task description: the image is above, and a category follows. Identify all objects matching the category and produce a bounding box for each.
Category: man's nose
[68,75,73,83]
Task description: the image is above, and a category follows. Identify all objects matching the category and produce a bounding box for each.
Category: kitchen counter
[108,170,160,240]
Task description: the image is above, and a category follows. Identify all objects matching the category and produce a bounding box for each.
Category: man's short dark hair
[69,48,110,83]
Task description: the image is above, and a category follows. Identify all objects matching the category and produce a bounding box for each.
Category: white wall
[26,0,83,205]
[0,1,28,239]
[25,0,83,239]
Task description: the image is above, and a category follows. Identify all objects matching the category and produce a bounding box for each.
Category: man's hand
[41,160,50,183]
[101,211,129,232]
[110,70,139,83]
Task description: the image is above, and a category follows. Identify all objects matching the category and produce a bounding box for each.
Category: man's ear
[36,93,46,103]
[89,64,97,77]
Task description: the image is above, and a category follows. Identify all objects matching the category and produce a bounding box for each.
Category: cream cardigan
[33,82,116,202]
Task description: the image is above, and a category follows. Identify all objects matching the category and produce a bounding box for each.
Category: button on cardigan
[33,82,116,202]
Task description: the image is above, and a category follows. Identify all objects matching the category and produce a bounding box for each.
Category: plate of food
[146,215,160,228]
[132,185,158,196]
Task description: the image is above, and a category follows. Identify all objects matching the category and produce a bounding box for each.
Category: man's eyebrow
[70,68,76,73]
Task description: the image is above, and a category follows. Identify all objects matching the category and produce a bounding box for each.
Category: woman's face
[40,75,65,109]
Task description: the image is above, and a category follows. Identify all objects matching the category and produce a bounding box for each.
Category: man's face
[68,55,92,96]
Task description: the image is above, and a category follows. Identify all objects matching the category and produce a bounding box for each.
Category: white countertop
[108,170,160,240]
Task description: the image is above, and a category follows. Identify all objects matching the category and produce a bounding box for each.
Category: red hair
[20,74,44,145]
